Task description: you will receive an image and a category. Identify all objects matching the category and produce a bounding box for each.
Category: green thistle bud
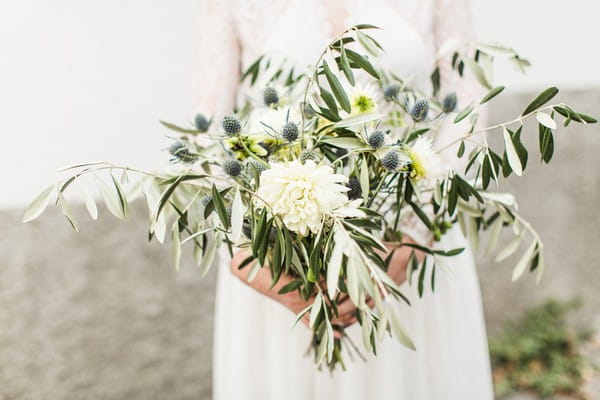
[194,113,210,132]
[442,92,458,113]
[263,87,279,106]
[168,141,198,163]
[281,122,298,142]
[381,151,400,171]
[222,159,242,177]
[347,178,362,200]
[368,130,385,148]
[300,149,318,163]
[410,99,429,122]
[384,83,400,101]
[222,115,241,135]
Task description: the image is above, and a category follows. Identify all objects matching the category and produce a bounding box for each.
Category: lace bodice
[192,0,483,244]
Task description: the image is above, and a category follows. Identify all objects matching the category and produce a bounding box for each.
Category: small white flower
[348,81,382,116]
[257,160,349,236]
[407,137,444,182]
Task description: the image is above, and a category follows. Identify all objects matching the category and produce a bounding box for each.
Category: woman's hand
[330,236,426,327]
[230,250,357,337]
[230,237,425,333]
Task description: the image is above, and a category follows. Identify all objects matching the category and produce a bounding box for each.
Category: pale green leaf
[485,216,504,257]
[200,231,221,278]
[333,113,383,128]
[503,127,522,176]
[309,292,322,328]
[23,184,55,223]
[495,234,523,263]
[319,136,365,149]
[512,240,538,281]
[536,112,557,130]
[230,189,245,243]
[81,188,98,220]
[389,305,416,350]
[95,175,126,219]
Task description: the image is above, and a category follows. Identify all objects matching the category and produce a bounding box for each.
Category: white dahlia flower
[257,160,349,236]
[407,137,445,182]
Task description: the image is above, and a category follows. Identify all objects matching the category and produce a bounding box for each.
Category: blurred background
[1,0,599,399]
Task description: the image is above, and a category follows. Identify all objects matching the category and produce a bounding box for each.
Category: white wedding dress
[193,1,494,399]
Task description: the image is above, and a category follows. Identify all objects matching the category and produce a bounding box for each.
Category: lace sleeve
[399,0,486,246]
[191,0,241,122]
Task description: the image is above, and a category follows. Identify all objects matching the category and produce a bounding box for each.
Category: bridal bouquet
[24,25,596,370]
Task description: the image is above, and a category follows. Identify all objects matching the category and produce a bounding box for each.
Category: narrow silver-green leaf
[23,184,55,223]
[57,193,79,232]
[480,86,505,105]
[96,175,125,219]
[495,234,523,263]
[309,292,322,328]
[230,188,245,243]
[503,127,522,176]
[82,188,98,220]
[536,112,557,130]
[389,306,416,350]
[512,240,537,281]
[454,105,474,123]
[323,61,351,113]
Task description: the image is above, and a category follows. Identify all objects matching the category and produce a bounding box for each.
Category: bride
[193,0,494,399]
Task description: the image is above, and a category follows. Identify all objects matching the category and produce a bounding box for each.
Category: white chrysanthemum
[407,137,445,181]
[257,160,349,236]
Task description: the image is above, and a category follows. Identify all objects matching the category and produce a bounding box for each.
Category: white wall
[1,0,599,209]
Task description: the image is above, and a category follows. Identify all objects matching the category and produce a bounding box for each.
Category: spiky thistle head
[222,159,242,177]
[368,130,385,148]
[347,178,362,200]
[263,87,279,107]
[300,149,318,163]
[222,115,241,135]
[384,83,400,101]
[194,113,210,132]
[168,141,198,163]
[281,122,298,142]
[381,151,400,171]
[410,99,429,122]
[442,92,458,113]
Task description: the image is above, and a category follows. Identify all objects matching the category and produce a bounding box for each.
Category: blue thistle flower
[368,130,385,148]
[263,87,279,106]
[194,113,210,132]
[222,116,241,135]
[442,92,458,113]
[222,159,242,177]
[168,141,198,163]
[282,122,299,142]
[384,83,400,101]
[381,151,400,171]
[300,149,318,163]
[347,178,362,200]
[410,99,429,122]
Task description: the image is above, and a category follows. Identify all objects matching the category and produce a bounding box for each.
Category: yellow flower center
[352,94,375,114]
